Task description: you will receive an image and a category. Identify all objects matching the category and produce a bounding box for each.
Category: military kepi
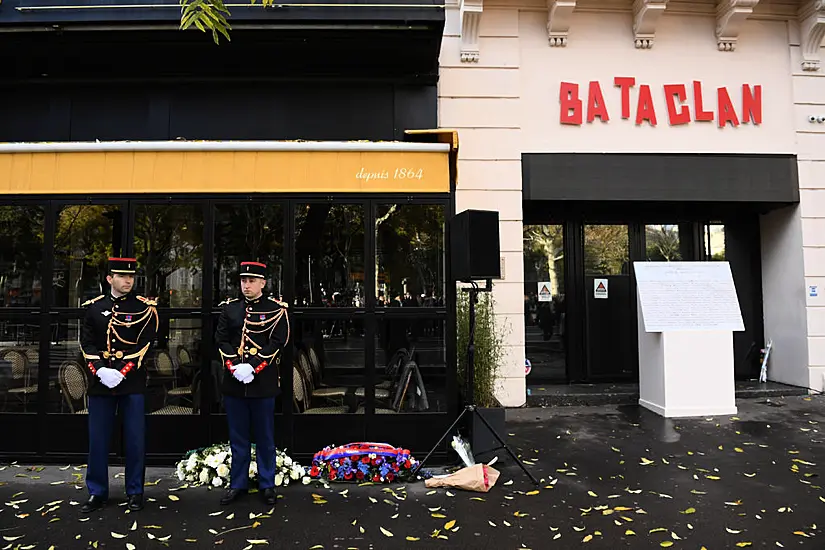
[240,261,266,279]
[108,257,137,274]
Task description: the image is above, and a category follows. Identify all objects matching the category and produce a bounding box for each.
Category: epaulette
[268,296,288,308]
[81,294,105,307]
[136,295,158,307]
[219,297,239,307]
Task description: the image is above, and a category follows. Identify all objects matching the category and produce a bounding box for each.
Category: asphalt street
[1,395,823,549]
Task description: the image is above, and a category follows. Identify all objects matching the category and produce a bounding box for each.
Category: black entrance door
[581,224,637,380]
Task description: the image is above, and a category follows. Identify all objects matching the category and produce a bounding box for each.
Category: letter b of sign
[559,82,583,125]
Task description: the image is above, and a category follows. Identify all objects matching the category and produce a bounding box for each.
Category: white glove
[233,363,254,382]
[98,367,125,389]
[242,373,255,384]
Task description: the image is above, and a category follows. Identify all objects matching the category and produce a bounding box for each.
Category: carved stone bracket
[460,0,483,63]
[547,0,576,47]
[799,0,825,71]
[716,0,760,51]
[633,0,668,48]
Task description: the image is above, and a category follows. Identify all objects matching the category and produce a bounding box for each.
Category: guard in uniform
[79,257,159,513]
[215,261,290,506]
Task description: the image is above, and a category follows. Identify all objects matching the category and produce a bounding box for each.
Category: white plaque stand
[634,262,744,418]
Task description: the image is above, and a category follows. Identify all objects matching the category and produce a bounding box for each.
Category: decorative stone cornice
[633,0,668,48]
[799,0,825,71]
[547,0,576,47]
[459,0,483,62]
[715,0,759,51]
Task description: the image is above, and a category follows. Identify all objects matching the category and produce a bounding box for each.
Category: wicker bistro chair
[154,349,194,406]
[298,349,347,403]
[58,360,88,414]
[293,364,349,414]
[304,346,349,399]
[5,348,38,406]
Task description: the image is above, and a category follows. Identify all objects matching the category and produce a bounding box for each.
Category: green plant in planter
[456,289,506,408]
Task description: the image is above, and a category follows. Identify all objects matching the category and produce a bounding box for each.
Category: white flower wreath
[175,443,312,488]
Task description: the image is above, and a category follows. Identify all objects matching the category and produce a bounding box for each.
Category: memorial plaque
[634,262,744,332]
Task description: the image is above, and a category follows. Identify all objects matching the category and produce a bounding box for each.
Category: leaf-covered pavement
[1,395,823,549]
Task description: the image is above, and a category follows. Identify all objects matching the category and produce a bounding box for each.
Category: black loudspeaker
[450,209,501,281]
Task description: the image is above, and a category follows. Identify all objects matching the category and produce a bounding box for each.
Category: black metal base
[412,404,539,486]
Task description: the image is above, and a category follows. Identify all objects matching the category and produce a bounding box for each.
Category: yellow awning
[0,139,453,194]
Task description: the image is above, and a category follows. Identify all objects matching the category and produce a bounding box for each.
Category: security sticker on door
[537,282,552,302]
[594,278,608,299]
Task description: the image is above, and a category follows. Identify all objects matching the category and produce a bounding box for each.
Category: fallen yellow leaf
[168,495,180,501]
[111,532,127,539]
[444,520,456,530]
[526,490,540,496]
[582,534,593,543]
[681,508,696,514]
[587,491,598,497]
[661,542,674,548]
[406,536,420,541]
[380,527,394,537]
[736,543,753,547]
[625,530,636,536]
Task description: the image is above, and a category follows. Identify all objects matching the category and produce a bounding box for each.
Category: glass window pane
[583,225,629,276]
[375,204,445,308]
[645,224,682,261]
[213,204,284,307]
[134,205,204,308]
[705,224,726,260]
[49,317,200,415]
[294,204,364,307]
[292,316,364,414]
[0,322,40,412]
[374,317,446,412]
[0,206,44,307]
[523,224,566,382]
[53,205,122,307]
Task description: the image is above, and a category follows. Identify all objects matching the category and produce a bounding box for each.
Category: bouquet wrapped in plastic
[425,463,500,493]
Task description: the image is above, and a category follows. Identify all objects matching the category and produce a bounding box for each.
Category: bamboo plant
[455,289,505,408]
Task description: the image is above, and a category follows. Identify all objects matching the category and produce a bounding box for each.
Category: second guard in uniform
[79,257,159,513]
[215,261,290,506]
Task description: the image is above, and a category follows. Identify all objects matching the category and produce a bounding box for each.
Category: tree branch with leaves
[180,0,276,43]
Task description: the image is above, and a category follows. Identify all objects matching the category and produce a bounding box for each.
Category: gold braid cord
[105,305,158,369]
[239,308,289,361]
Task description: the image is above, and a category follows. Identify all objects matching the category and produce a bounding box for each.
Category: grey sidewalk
[1,395,823,549]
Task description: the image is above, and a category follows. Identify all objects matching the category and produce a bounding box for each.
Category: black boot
[220,488,246,505]
[127,494,144,511]
[262,488,277,505]
[80,495,107,514]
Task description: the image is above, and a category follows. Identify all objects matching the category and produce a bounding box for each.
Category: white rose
[216,464,230,478]
[212,476,223,487]
[274,474,283,487]
[206,456,219,469]
[290,469,299,480]
[302,477,311,485]
[284,457,293,467]
[199,469,210,484]
[177,470,185,481]
[276,456,283,468]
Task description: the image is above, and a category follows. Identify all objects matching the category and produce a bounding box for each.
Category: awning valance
[0,139,453,194]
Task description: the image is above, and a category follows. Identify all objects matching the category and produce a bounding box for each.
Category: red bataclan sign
[559,78,762,128]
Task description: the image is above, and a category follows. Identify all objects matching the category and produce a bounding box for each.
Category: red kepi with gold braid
[78,256,159,515]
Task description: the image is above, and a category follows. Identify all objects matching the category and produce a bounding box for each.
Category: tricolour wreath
[309,442,428,483]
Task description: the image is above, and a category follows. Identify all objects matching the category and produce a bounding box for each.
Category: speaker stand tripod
[412,280,539,486]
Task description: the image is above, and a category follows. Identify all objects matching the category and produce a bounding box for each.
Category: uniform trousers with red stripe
[224,395,276,490]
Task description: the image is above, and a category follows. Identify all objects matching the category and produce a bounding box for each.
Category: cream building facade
[439,0,825,406]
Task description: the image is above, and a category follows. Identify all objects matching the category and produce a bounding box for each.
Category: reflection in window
[292,317,364,414]
[294,204,364,307]
[645,225,682,261]
[704,223,726,261]
[523,225,566,382]
[0,324,40,413]
[0,206,44,307]
[50,318,198,415]
[53,205,121,307]
[371,318,446,413]
[134,205,204,308]
[583,225,629,276]
[213,204,284,306]
[375,204,445,308]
